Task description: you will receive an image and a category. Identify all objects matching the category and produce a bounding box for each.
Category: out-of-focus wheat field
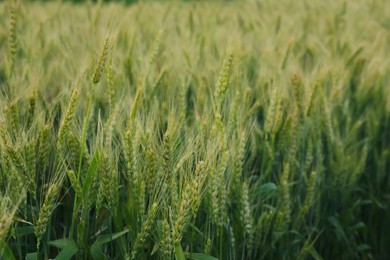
[0,0,389,259]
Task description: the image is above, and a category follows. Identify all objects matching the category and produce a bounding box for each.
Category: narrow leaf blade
[184,252,218,260]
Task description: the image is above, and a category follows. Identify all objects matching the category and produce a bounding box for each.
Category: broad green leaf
[90,246,106,260]
[90,229,128,259]
[356,244,371,252]
[55,241,78,260]
[174,244,185,260]
[351,222,365,233]
[253,183,277,198]
[48,238,75,249]
[48,239,79,260]
[259,183,277,192]
[0,241,16,260]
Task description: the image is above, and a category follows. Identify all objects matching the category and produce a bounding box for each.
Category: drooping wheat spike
[145,136,156,194]
[274,210,286,235]
[8,3,17,75]
[162,131,176,209]
[6,169,26,213]
[278,114,291,154]
[191,161,206,218]
[129,88,143,125]
[305,81,318,117]
[138,181,146,220]
[214,111,224,136]
[173,161,205,245]
[0,213,11,241]
[331,142,345,190]
[160,219,173,259]
[264,86,278,138]
[228,90,239,135]
[106,55,115,113]
[5,143,29,185]
[292,73,304,120]
[148,30,163,65]
[25,138,37,198]
[66,170,82,197]
[173,182,193,245]
[300,171,317,219]
[0,126,7,146]
[261,210,273,235]
[93,37,110,85]
[210,168,221,225]
[232,132,246,194]
[271,95,284,139]
[123,129,135,178]
[5,102,19,133]
[104,112,115,150]
[255,212,266,243]
[0,197,22,242]
[246,101,262,122]
[35,177,63,249]
[96,184,103,212]
[323,96,334,144]
[287,109,299,162]
[240,182,254,253]
[229,224,236,257]
[97,152,111,211]
[37,124,50,176]
[58,87,80,147]
[86,164,100,207]
[68,133,81,169]
[131,202,158,260]
[217,151,228,224]
[162,131,172,177]
[27,91,36,128]
[349,144,368,187]
[214,52,233,104]
[150,68,166,94]
[304,140,314,173]
[108,166,119,213]
[101,152,112,200]
[280,162,291,229]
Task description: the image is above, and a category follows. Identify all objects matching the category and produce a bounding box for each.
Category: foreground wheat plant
[0,0,389,259]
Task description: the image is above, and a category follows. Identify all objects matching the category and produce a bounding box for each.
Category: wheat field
[0,0,389,259]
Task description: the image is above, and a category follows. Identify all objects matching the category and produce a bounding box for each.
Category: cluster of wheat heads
[0,0,389,259]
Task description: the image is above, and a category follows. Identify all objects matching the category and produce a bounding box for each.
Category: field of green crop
[0,0,389,259]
